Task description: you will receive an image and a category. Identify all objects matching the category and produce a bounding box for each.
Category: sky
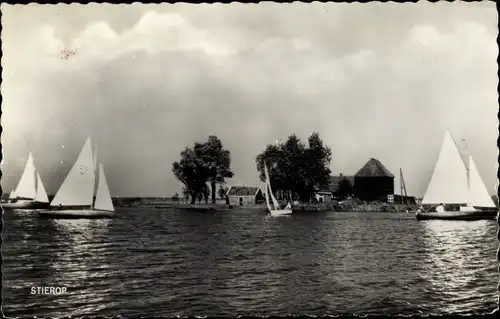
[1,2,498,198]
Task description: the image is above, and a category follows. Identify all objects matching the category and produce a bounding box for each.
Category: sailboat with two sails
[264,162,292,216]
[2,152,50,209]
[38,137,115,219]
[416,130,497,220]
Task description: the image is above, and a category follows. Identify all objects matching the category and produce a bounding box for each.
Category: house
[225,186,265,206]
[314,190,333,203]
[354,158,395,202]
[329,174,355,199]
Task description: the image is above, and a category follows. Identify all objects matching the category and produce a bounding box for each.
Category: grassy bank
[293,200,417,213]
[113,197,416,213]
[113,197,222,210]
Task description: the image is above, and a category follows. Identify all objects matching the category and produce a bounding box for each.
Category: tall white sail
[93,163,114,212]
[35,172,49,203]
[422,130,469,205]
[468,156,496,208]
[50,137,95,207]
[14,152,37,199]
[264,163,280,210]
[263,180,273,212]
[269,183,280,210]
[9,189,16,200]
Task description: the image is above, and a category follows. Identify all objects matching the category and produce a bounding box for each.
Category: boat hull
[37,209,114,219]
[2,200,50,210]
[270,209,292,217]
[416,209,498,221]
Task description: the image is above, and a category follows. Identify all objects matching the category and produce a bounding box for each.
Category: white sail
[468,156,496,208]
[35,172,49,203]
[269,184,280,210]
[422,130,469,205]
[264,163,280,210]
[9,189,16,200]
[14,152,37,199]
[263,180,273,212]
[94,163,114,212]
[50,137,95,207]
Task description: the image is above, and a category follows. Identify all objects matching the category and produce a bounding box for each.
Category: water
[2,208,498,317]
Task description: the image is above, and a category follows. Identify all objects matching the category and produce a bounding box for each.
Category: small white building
[314,191,333,203]
[226,186,265,206]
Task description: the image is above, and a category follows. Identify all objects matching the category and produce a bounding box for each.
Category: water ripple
[2,209,498,317]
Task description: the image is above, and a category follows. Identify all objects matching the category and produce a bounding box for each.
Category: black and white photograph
[1,1,499,317]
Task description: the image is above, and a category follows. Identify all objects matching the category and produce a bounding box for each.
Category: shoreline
[113,198,417,213]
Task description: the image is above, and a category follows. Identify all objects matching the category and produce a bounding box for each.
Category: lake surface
[2,208,498,317]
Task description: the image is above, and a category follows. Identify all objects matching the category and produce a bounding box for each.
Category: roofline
[354,158,395,178]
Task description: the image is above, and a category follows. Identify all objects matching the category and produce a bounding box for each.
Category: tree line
[255,133,333,202]
[172,132,354,204]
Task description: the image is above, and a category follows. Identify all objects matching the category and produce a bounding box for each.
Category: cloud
[1,7,497,198]
[72,11,236,64]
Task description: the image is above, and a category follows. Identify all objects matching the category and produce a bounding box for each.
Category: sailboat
[264,162,292,216]
[416,130,498,220]
[38,137,115,219]
[2,152,50,209]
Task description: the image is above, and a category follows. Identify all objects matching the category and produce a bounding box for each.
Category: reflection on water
[419,220,497,314]
[48,219,113,316]
[3,209,498,317]
[3,212,115,317]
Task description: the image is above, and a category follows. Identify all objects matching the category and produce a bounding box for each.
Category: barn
[225,186,265,206]
[354,158,395,202]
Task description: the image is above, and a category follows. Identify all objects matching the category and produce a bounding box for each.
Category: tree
[171,193,180,201]
[182,187,191,203]
[201,183,210,204]
[337,178,354,200]
[197,190,203,203]
[172,147,210,204]
[194,136,234,204]
[218,185,228,199]
[172,136,234,204]
[302,132,332,199]
[255,132,332,202]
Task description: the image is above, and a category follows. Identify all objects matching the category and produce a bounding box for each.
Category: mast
[91,146,98,210]
[456,136,469,182]
[400,168,408,205]
[264,162,279,210]
[461,138,471,206]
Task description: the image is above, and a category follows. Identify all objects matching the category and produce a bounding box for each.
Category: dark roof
[329,175,355,193]
[355,158,394,178]
[226,186,260,197]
